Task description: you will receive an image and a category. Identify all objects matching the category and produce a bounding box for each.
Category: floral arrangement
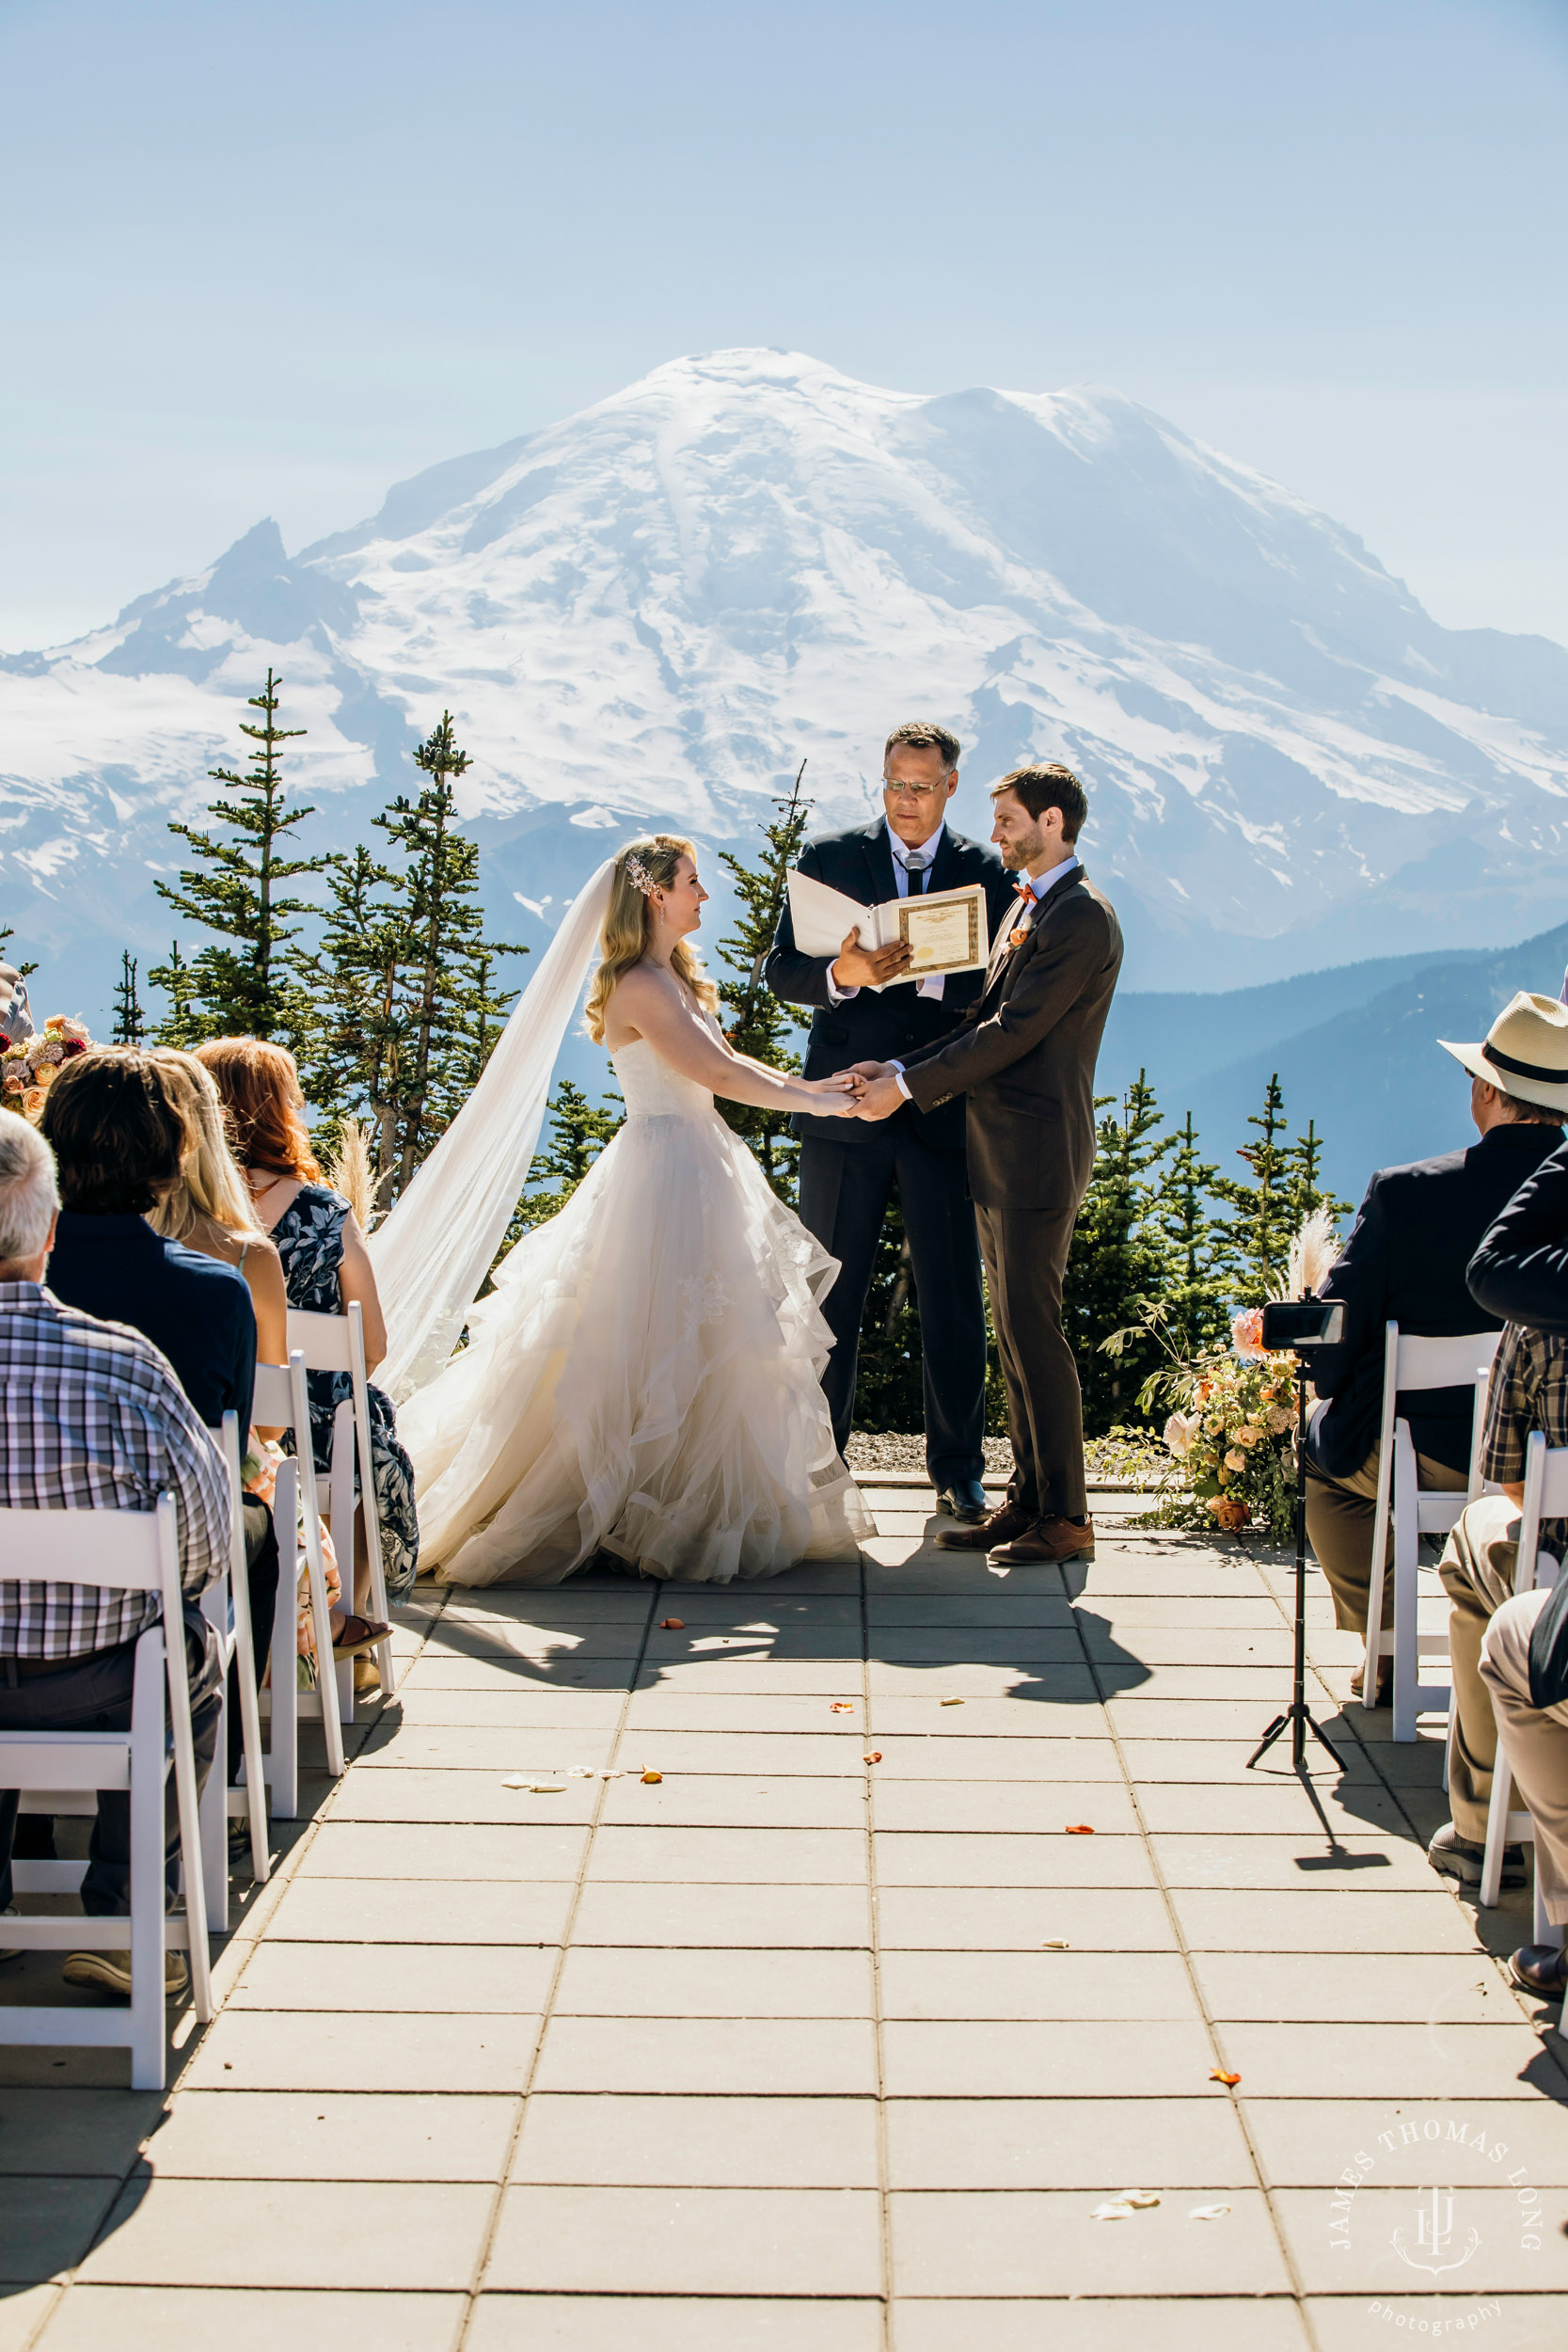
[1158,1314,1299,1545]
[1,1016,93,1120]
[1110,1208,1342,1549]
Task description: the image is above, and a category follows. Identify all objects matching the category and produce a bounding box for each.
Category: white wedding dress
[397,1021,871,1586]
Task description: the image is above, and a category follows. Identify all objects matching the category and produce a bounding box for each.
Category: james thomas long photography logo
[1327,2107,1547,2328]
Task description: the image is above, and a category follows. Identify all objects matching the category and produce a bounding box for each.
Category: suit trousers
[1481,1585,1568,1925]
[798,1126,986,1486]
[0,1623,221,1915]
[1305,1443,1467,1634]
[974,1199,1085,1520]
[1436,1493,1527,1847]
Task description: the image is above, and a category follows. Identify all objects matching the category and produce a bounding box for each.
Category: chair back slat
[0,1505,165,1589]
[253,1360,296,1424]
[1394,1328,1501,1392]
[1537,1443,1568,1519]
[287,1308,354,1373]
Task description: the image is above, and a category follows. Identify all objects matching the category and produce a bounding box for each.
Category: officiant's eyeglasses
[880,776,948,797]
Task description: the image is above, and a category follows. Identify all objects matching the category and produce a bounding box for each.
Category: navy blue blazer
[46,1211,257,1437]
[763,819,1016,1151]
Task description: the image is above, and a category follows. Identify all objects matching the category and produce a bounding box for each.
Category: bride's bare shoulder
[602,961,676,1048]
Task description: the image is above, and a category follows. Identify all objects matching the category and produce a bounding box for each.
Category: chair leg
[1392,1446,1420,1741]
[129,1631,167,2092]
[269,1552,299,1821]
[1480,1743,1516,1910]
[303,1533,345,1779]
[199,1677,230,1935]
[1531,1853,1563,1951]
[229,1505,271,1883]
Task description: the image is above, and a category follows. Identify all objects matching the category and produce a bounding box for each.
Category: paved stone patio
[4,1480,1568,2348]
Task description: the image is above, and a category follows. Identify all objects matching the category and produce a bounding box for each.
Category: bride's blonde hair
[584,835,719,1044]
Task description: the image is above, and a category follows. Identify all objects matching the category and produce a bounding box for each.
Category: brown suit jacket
[899,865,1123,1213]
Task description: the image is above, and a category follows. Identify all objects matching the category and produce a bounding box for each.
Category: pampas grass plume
[1285,1203,1339,1302]
[325,1117,379,1232]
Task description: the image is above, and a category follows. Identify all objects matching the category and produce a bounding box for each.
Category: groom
[765,722,1017,1519]
[852,764,1122,1565]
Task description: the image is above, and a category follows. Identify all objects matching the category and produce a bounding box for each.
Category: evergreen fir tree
[1148,1109,1230,1357]
[1062,1073,1176,1432]
[713,759,813,1203]
[149,939,202,1047]
[1284,1117,1351,1245]
[111,951,146,1045]
[0,926,37,982]
[153,670,327,1049]
[372,713,526,1194]
[298,845,407,1205]
[1212,1071,1297,1301]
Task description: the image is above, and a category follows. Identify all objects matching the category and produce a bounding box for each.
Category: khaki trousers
[1436,1494,1521,1846]
[1305,1442,1467,1635]
[1480,1587,1568,1925]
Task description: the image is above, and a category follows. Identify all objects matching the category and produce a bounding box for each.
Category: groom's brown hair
[993,762,1087,844]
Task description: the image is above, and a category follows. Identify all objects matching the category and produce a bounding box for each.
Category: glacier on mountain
[4,345,1567,1017]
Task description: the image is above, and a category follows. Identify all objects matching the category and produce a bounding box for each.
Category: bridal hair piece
[583,836,718,1045]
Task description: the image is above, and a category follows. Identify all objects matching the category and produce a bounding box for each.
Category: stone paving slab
[8,1489,1568,2347]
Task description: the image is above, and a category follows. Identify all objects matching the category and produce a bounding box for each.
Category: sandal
[331,1612,391,1659]
[1508,1944,1568,2000]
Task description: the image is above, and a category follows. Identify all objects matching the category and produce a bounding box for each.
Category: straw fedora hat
[1440,991,1568,1113]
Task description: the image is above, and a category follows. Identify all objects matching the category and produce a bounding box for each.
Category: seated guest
[1425,1316,1566,1884]
[41,1048,257,1436]
[1434,1104,1568,1934]
[148,1049,290,1796]
[1304,998,1565,1699]
[149,1049,288,1379]
[1478,1583,1568,1998]
[197,1038,418,1629]
[0,1118,230,1997]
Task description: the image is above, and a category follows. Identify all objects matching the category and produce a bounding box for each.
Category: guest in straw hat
[1419,996,1568,1932]
[1303,993,1566,1742]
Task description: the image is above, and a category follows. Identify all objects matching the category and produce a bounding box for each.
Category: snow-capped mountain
[6,346,1568,1022]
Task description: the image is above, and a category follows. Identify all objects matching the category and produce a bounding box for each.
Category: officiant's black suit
[765,819,1016,1486]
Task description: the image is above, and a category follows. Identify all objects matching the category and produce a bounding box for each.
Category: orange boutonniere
[1008,925,1030,948]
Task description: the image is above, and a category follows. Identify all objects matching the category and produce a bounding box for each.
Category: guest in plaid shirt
[0,1117,230,1994]
[1427,1318,1568,1889]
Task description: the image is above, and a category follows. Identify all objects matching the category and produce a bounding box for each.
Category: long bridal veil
[367,855,614,1401]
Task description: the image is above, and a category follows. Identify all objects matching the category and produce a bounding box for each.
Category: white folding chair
[1365,1324,1501,1740]
[0,1492,212,2090]
[253,1349,345,1812]
[204,1411,270,1922]
[1479,1430,1565,1951]
[288,1302,394,1707]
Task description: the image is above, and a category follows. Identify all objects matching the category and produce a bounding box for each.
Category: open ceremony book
[786,869,991,990]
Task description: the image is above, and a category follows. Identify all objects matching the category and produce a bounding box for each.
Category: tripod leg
[1307,1712,1342,1766]
[1246,1713,1290,1770]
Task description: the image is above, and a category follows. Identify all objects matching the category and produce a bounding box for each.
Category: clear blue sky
[2,0,1564,650]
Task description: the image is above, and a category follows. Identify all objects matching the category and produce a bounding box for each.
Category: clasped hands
[799,1060,905,1122]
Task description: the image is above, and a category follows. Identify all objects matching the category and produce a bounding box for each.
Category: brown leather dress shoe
[989,1514,1096,1565]
[934,1502,1036,1553]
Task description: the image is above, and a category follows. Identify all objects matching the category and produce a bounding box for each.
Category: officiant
[765,722,1017,1521]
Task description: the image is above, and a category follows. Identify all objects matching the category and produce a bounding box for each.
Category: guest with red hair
[196,1041,419,1636]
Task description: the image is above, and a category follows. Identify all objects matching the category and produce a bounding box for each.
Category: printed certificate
[897,886,986,976]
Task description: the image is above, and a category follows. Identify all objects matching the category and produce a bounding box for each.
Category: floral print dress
[272,1183,420,1600]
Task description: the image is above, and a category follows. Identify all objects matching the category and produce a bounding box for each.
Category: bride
[383,834,873,1585]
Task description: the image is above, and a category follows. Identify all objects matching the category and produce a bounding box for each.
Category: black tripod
[1246,1336,1341,1773]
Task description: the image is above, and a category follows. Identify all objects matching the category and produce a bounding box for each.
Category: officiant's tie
[901,852,931,892]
